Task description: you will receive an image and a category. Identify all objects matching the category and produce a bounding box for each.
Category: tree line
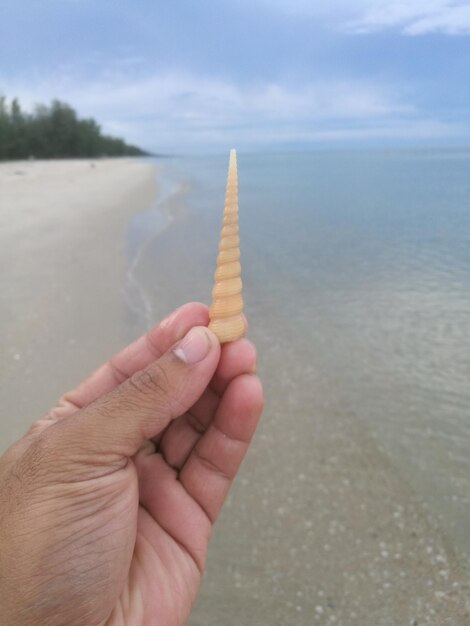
[0,96,150,160]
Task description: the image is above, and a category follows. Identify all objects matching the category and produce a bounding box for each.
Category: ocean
[125,149,470,622]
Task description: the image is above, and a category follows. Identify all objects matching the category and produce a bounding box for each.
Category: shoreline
[0,158,158,449]
[123,172,193,335]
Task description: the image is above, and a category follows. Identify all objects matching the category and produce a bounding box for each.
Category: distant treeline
[0,96,149,160]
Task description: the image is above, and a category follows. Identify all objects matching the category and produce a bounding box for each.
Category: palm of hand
[82,336,258,626]
[106,452,208,626]
[0,304,261,626]
[111,351,260,625]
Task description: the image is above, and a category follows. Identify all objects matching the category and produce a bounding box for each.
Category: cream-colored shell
[208,149,244,343]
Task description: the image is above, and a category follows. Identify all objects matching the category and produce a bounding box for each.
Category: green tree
[0,96,10,159]
[0,96,150,160]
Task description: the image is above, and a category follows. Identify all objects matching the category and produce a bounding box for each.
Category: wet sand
[0,159,468,625]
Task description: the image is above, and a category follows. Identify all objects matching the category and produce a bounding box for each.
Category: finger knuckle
[129,363,170,400]
[127,362,189,419]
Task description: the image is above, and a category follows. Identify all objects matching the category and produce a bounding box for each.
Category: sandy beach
[0,158,157,447]
[0,158,469,625]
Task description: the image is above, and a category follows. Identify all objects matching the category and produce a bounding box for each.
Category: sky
[1,0,470,153]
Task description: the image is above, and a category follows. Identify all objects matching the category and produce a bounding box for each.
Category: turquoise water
[129,149,470,564]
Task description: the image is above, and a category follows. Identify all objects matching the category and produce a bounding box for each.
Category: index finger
[61,302,210,411]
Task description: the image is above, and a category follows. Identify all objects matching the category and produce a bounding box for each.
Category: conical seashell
[208,149,244,343]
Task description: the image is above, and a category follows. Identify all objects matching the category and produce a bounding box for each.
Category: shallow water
[127,149,470,566]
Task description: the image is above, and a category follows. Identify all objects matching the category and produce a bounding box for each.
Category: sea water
[128,149,470,566]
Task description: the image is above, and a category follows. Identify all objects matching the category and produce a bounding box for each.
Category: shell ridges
[208,149,244,343]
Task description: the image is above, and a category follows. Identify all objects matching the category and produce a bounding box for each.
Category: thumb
[48,326,220,460]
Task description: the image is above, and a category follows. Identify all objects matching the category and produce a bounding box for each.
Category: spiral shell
[208,149,244,343]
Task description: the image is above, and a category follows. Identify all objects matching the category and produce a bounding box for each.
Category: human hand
[0,302,263,626]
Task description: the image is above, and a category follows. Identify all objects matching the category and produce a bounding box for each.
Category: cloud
[403,4,470,35]
[250,0,470,36]
[344,0,470,35]
[1,68,460,151]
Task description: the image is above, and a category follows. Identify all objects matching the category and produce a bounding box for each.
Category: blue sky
[1,0,470,152]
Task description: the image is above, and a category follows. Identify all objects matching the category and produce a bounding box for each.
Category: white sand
[0,158,157,448]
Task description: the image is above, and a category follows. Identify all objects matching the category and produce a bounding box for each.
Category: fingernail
[173,327,212,364]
